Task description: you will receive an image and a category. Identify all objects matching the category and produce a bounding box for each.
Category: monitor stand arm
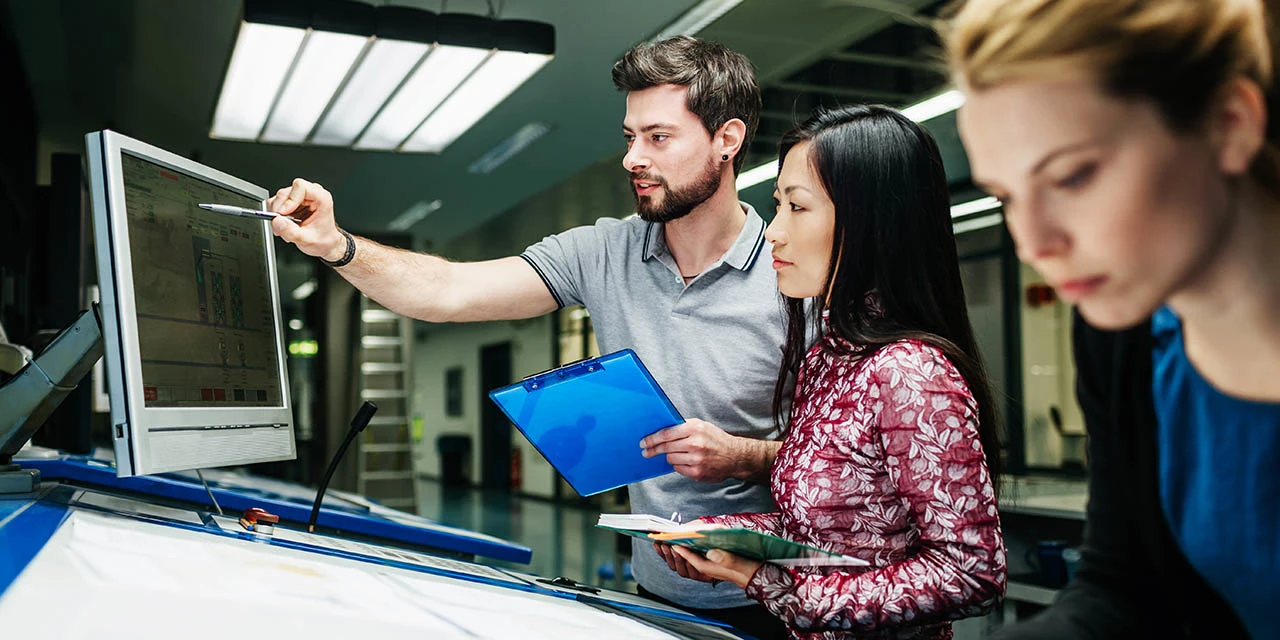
[0,307,103,494]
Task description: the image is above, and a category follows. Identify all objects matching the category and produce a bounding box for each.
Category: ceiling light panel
[468,122,552,174]
[900,89,965,123]
[402,50,551,153]
[261,31,368,143]
[310,38,430,147]
[355,44,491,151]
[949,196,1001,218]
[210,3,555,153]
[952,212,1004,235]
[210,22,306,140]
[386,199,444,231]
[655,0,744,39]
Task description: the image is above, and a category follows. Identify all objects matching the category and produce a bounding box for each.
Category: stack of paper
[595,513,709,533]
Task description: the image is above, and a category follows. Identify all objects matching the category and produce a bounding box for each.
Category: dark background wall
[0,7,39,344]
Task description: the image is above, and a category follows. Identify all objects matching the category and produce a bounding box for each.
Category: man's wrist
[732,437,772,482]
[322,230,348,263]
[321,229,357,267]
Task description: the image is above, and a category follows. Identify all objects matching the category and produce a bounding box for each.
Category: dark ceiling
[6,0,963,246]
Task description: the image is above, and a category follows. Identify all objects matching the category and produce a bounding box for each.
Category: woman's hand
[654,541,718,582]
[671,546,763,589]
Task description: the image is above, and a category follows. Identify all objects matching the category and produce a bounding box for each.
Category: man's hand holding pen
[266,178,347,263]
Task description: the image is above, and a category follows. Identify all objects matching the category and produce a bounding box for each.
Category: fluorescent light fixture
[210,2,555,153]
[949,196,1004,234]
[386,199,443,231]
[654,0,745,39]
[210,23,306,140]
[950,196,1001,218]
[355,44,490,151]
[403,50,552,153]
[469,122,552,174]
[310,39,430,146]
[900,89,965,123]
[952,212,1004,235]
[291,279,318,301]
[736,88,969,192]
[261,31,368,143]
[735,160,779,192]
[734,161,777,192]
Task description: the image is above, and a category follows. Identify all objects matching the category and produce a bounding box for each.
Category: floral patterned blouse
[702,333,1006,639]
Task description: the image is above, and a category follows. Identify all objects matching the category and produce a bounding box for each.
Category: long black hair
[770,104,1003,485]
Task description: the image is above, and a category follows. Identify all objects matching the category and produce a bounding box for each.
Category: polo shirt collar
[642,202,768,272]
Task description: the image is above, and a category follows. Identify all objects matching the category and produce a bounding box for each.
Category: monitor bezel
[87,129,296,477]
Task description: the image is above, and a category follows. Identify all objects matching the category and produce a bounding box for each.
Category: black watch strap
[322,228,356,268]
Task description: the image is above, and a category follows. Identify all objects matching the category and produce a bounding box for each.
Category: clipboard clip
[521,357,604,391]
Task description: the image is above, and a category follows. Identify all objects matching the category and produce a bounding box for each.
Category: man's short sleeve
[520,222,612,309]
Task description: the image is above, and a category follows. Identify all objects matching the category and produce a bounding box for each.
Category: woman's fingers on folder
[640,420,741,483]
[654,542,714,582]
[672,546,763,590]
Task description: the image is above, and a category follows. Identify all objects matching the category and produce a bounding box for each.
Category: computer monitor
[87,130,295,477]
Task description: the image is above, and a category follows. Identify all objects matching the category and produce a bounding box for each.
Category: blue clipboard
[487,349,682,496]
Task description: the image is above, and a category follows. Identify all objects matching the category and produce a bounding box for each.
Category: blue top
[1152,307,1280,638]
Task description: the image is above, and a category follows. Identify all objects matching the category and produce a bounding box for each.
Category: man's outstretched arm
[269,178,558,323]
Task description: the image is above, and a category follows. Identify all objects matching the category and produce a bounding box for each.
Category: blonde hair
[941,0,1280,190]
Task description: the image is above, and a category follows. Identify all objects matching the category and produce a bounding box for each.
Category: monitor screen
[89,130,295,477]
[120,153,282,409]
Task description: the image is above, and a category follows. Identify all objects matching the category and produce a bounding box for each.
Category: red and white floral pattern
[703,337,1006,639]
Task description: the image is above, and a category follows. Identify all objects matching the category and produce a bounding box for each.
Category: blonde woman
[943,0,1280,637]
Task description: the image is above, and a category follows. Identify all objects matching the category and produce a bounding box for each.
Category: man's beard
[632,157,722,223]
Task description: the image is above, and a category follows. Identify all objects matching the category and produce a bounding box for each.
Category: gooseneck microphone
[308,401,378,532]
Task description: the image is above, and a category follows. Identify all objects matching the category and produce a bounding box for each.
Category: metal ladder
[354,296,418,513]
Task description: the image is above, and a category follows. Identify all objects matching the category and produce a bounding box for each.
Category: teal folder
[597,525,867,567]
[487,349,682,496]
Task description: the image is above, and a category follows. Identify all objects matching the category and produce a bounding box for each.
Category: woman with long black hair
[656,104,1006,639]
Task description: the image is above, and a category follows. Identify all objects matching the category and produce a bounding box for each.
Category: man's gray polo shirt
[521,203,786,609]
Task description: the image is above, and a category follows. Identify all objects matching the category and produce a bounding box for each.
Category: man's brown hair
[612,36,761,175]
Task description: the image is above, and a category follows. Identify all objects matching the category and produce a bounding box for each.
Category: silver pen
[198,203,300,223]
